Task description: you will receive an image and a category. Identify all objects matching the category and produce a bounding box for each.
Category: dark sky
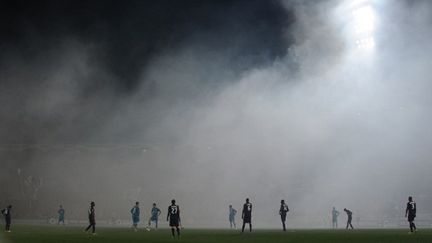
[1,0,293,90]
[0,0,294,145]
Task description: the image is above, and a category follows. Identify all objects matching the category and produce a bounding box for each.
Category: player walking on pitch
[405,196,417,233]
[58,205,65,225]
[344,208,354,229]
[167,199,181,238]
[229,205,237,229]
[1,205,12,232]
[131,202,140,231]
[279,200,289,231]
[241,198,252,233]
[147,203,161,230]
[332,207,339,229]
[84,202,96,235]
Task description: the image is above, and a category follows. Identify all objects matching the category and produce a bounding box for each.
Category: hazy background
[1,0,432,228]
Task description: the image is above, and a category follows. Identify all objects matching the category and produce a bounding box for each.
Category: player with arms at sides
[131,202,140,232]
[405,196,417,233]
[58,205,65,225]
[167,199,181,238]
[147,203,161,230]
[84,201,96,235]
[344,208,354,229]
[331,207,339,229]
[279,200,289,231]
[1,205,12,232]
[228,205,237,229]
[241,198,252,233]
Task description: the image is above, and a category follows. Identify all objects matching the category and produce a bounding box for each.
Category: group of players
[1,196,418,236]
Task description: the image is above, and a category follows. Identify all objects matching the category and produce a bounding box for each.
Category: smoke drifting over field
[1,0,432,227]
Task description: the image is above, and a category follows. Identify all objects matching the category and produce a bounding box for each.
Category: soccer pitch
[1,226,432,243]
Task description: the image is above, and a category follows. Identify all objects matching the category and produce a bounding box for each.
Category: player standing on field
[228,205,237,229]
[241,198,252,233]
[131,202,140,232]
[1,205,12,232]
[58,205,65,225]
[84,201,96,235]
[344,208,354,229]
[148,203,161,230]
[167,199,181,238]
[405,196,417,233]
[332,207,339,229]
[279,200,289,231]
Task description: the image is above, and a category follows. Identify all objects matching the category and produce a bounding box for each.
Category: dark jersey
[406,201,416,216]
[167,205,180,219]
[88,206,95,221]
[2,208,11,220]
[167,204,180,227]
[242,203,252,218]
[280,204,289,216]
[345,210,352,219]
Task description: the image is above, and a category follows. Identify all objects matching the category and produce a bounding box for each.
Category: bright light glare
[352,5,375,33]
[335,0,378,52]
[355,37,375,49]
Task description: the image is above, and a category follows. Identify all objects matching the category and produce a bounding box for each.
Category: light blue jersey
[131,206,140,225]
[229,207,237,221]
[332,208,339,222]
[151,207,161,220]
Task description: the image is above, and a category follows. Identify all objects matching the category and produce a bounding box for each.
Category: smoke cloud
[1,0,432,228]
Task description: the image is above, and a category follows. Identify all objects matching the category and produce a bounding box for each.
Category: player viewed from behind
[58,205,65,225]
[84,201,96,235]
[228,205,237,229]
[147,203,161,230]
[405,196,417,233]
[131,202,140,232]
[1,205,12,232]
[167,199,181,238]
[344,208,354,229]
[279,200,289,231]
[241,198,252,233]
[332,207,339,229]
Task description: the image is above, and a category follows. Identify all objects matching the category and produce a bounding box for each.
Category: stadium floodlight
[334,0,377,51]
[355,37,375,49]
[352,5,375,34]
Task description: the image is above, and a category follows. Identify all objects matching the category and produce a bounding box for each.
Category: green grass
[1,225,431,243]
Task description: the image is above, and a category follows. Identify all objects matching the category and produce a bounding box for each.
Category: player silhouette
[2,205,12,232]
[332,207,339,229]
[405,196,417,233]
[84,202,96,234]
[131,202,140,232]
[58,205,65,225]
[148,203,161,230]
[229,205,237,229]
[167,199,181,238]
[241,198,252,232]
[279,200,289,231]
[344,208,354,229]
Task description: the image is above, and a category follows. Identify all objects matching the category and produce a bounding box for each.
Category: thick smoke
[1,0,432,228]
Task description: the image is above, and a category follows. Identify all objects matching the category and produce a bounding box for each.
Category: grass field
[1,225,432,243]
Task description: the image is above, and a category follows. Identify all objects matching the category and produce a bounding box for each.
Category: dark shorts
[243,216,251,223]
[169,216,179,227]
[89,217,96,225]
[281,214,287,222]
[408,215,416,222]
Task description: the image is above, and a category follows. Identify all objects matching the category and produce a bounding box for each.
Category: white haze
[1,0,432,228]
